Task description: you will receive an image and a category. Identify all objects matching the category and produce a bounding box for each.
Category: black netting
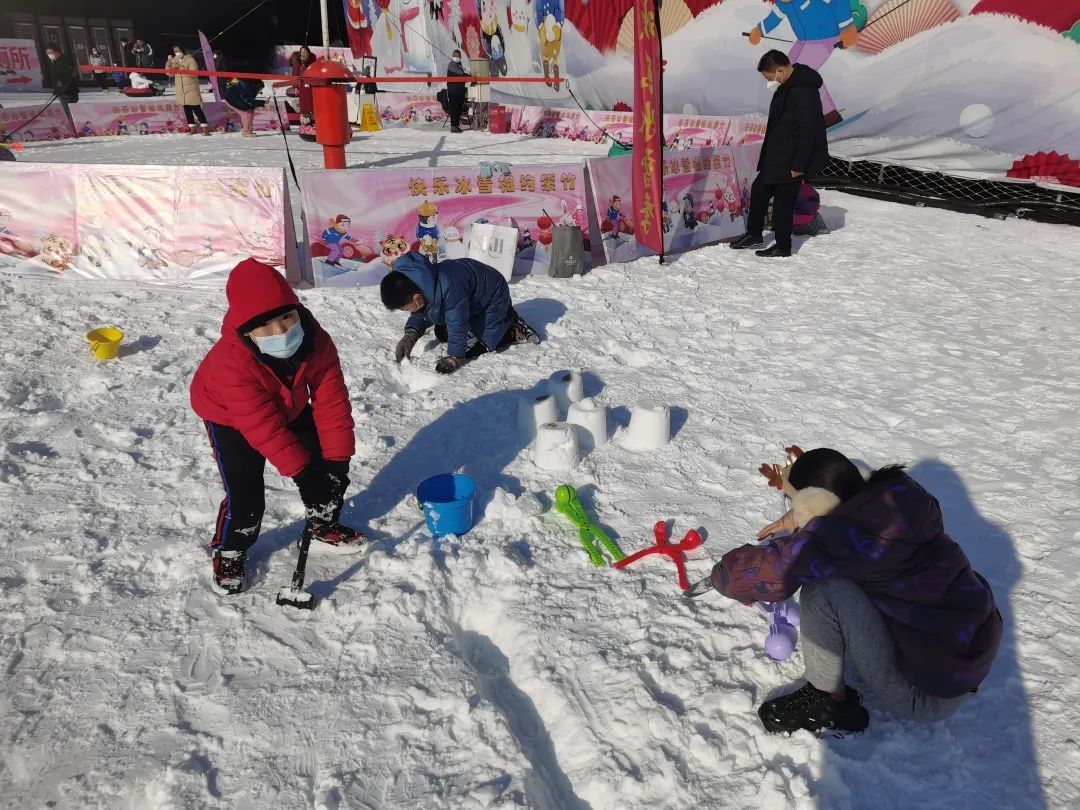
[816,157,1080,226]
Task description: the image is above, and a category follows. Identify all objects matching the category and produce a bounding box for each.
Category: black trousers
[183,104,208,125]
[204,407,322,552]
[448,91,466,128]
[746,174,801,252]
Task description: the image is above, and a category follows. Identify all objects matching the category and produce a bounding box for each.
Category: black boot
[758,683,869,736]
[756,245,791,258]
[212,549,246,595]
[730,233,765,250]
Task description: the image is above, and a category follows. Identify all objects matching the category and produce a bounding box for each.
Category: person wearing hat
[708,448,1002,736]
[320,214,354,265]
[190,258,366,595]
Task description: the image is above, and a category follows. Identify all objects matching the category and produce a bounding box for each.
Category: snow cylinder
[566,397,608,453]
[624,401,670,450]
[416,473,477,537]
[518,391,559,440]
[533,422,580,471]
[548,370,583,415]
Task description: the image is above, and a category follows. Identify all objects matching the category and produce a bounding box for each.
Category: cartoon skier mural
[479,0,509,76]
[535,0,564,88]
[321,214,355,265]
[748,0,859,127]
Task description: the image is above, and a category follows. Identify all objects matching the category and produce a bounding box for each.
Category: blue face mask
[253,321,304,359]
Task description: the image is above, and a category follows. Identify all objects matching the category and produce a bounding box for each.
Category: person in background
[224,76,266,138]
[166,44,209,136]
[708,448,1002,736]
[114,37,132,88]
[43,46,79,118]
[445,49,470,134]
[89,46,109,92]
[190,259,367,595]
[729,50,828,259]
[289,45,317,127]
[131,38,154,69]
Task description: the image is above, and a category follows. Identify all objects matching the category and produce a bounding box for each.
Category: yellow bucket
[86,326,124,361]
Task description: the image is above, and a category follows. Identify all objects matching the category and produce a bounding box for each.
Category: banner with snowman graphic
[587,145,749,264]
[298,160,591,287]
[344,1,1080,187]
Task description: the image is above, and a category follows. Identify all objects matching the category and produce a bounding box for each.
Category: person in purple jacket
[711,448,1003,736]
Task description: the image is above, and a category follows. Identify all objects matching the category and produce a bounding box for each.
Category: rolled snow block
[566,397,608,454]
[517,391,559,440]
[548,370,583,416]
[624,401,671,450]
[533,422,580,471]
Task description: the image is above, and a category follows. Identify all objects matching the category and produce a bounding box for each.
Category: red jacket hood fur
[190,259,354,477]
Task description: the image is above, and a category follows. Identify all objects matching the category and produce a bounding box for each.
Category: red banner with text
[632,0,664,256]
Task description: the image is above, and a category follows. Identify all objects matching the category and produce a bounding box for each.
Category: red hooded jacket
[190,259,354,477]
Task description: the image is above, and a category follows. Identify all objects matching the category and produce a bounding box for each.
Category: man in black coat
[731,50,829,258]
[44,46,79,116]
[446,49,470,134]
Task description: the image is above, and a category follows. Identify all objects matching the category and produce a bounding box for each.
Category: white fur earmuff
[791,487,842,528]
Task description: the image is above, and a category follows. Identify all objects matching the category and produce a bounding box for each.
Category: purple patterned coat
[711,471,1002,699]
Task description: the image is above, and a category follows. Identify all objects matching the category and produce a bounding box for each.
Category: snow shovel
[276,529,315,610]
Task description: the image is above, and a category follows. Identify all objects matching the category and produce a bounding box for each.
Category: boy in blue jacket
[381,252,540,374]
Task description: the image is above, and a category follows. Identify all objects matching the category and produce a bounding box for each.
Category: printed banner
[378,93,448,127]
[0,39,43,92]
[70,100,284,137]
[0,104,74,143]
[632,0,664,254]
[298,161,591,287]
[0,163,294,283]
[587,146,749,264]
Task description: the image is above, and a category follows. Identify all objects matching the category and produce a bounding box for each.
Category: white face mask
[452,56,461,63]
[47,53,59,62]
[765,79,781,92]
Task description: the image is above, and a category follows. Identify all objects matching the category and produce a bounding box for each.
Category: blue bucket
[416,473,477,537]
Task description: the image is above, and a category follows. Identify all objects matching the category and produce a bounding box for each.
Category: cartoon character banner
[0,39,44,92]
[377,93,449,126]
[0,163,296,283]
[0,105,74,144]
[358,1,1080,186]
[587,146,749,264]
[298,161,591,287]
[69,101,284,137]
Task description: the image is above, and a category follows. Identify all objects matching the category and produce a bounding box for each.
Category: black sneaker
[502,312,541,349]
[730,233,765,250]
[758,683,869,736]
[434,324,448,343]
[212,549,246,595]
[756,245,791,258]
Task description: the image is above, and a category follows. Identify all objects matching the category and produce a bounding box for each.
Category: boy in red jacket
[191,259,365,594]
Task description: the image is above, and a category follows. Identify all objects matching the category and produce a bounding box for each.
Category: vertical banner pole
[632,0,665,264]
[321,0,331,58]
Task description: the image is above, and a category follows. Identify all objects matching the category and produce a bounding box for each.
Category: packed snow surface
[2,123,1080,810]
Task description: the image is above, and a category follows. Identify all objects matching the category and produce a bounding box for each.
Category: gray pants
[801,578,973,722]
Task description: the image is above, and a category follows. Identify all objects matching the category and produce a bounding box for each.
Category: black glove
[395,328,422,362]
[435,355,463,375]
[294,461,349,526]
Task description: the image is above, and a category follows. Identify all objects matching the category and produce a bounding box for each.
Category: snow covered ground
[2,124,1080,809]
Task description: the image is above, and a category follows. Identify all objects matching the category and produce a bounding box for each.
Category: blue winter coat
[395,252,513,359]
[759,0,854,42]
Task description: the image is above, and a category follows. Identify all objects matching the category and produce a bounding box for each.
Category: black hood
[785,63,824,90]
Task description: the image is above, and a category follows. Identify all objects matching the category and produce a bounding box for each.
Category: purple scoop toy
[759,600,800,661]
